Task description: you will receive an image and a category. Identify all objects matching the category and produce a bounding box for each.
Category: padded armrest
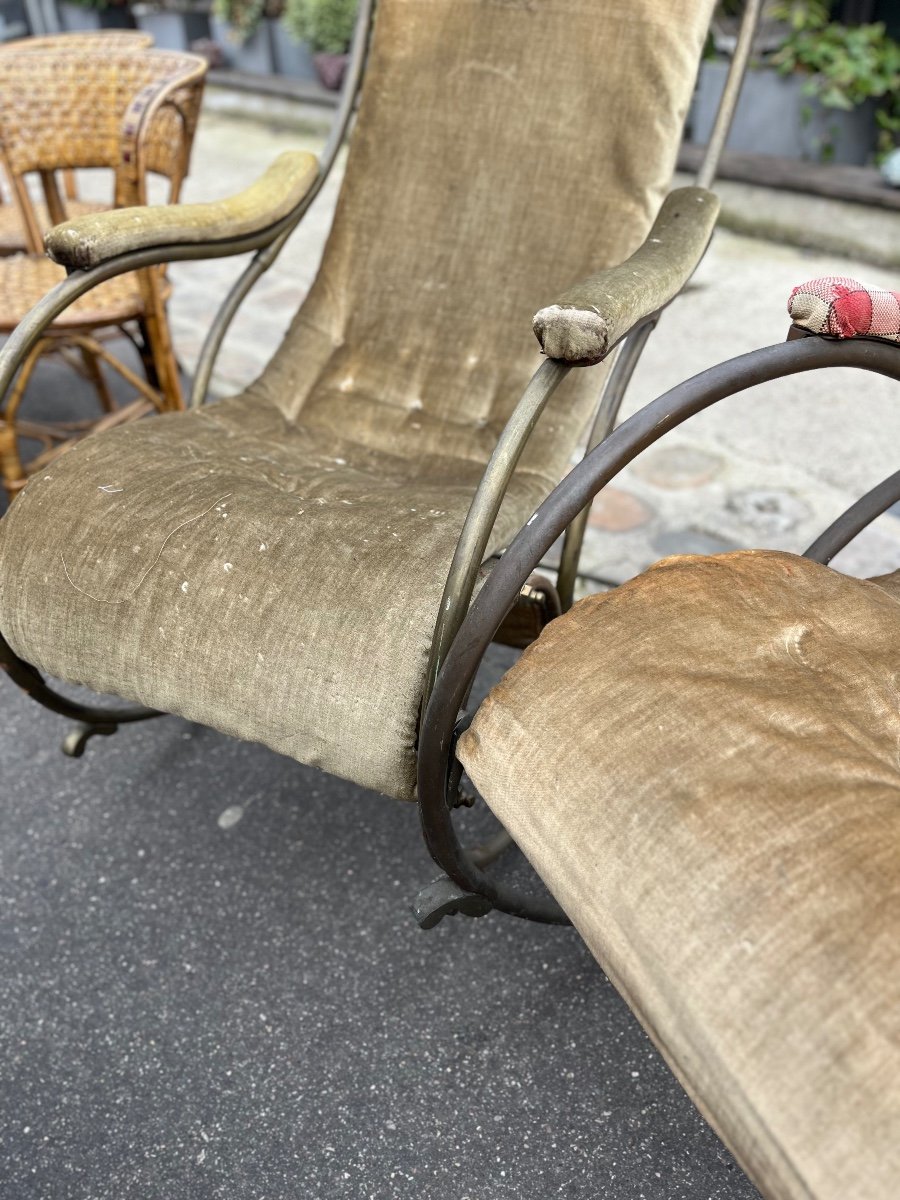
[44,150,319,271]
[533,187,720,366]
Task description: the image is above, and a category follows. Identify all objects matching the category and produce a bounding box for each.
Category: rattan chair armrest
[532,187,720,366]
[44,151,319,271]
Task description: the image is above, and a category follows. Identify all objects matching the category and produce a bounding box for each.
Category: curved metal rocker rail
[418,335,900,926]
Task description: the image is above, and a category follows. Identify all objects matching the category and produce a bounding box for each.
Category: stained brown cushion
[459,551,900,1200]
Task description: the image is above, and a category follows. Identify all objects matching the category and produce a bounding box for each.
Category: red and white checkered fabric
[788,276,900,342]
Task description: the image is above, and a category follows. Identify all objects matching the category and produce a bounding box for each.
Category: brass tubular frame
[515,0,764,615]
[555,320,656,610]
[423,358,571,702]
[695,0,765,190]
[188,0,375,408]
[419,336,900,922]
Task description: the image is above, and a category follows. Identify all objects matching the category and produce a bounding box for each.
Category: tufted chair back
[257,0,716,482]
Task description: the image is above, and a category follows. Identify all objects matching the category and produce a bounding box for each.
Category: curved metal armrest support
[45,151,320,271]
[424,358,571,700]
[419,335,900,921]
[533,187,720,366]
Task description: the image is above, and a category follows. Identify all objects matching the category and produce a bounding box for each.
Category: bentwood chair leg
[134,317,161,392]
[0,335,55,500]
[77,341,117,414]
[137,273,183,411]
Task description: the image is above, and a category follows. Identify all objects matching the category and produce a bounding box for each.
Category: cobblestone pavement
[150,104,900,593]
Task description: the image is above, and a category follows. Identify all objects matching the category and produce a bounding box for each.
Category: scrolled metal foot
[62,722,118,758]
[411,876,494,930]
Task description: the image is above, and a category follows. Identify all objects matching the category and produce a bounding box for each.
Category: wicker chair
[1,1,758,908]
[0,46,206,497]
[0,32,155,256]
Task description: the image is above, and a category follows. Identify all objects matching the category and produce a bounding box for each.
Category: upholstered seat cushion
[458,551,900,1200]
[0,395,550,799]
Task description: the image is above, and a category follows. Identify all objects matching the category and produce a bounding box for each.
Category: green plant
[213,0,283,41]
[283,0,356,52]
[770,1,900,159]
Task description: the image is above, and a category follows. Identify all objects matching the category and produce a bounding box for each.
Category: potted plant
[58,0,137,31]
[211,0,277,72]
[770,0,900,162]
[692,0,900,165]
[132,0,212,51]
[282,0,356,90]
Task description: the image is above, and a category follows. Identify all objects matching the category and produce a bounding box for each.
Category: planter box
[313,50,348,91]
[58,2,137,30]
[210,14,275,73]
[133,5,211,51]
[693,60,877,166]
[270,20,316,80]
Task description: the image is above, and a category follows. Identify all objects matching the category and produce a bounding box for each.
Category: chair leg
[136,272,183,411]
[134,318,161,392]
[62,722,121,758]
[0,336,54,501]
[412,578,563,930]
[70,335,163,409]
[77,341,117,414]
[411,877,493,931]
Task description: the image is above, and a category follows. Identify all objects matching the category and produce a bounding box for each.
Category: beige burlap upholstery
[0,0,715,798]
[458,550,900,1200]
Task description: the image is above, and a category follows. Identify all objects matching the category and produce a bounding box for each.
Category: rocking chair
[1,0,760,927]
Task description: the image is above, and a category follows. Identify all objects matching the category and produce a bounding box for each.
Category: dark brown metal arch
[418,336,900,924]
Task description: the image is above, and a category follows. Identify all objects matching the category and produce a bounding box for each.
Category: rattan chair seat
[0,254,170,333]
[0,198,106,256]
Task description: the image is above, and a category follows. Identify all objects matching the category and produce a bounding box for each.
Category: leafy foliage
[770,0,900,158]
[213,0,283,41]
[283,0,357,53]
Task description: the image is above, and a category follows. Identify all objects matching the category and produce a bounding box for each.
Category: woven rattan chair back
[0,34,156,255]
[0,48,205,252]
[0,31,154,53]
